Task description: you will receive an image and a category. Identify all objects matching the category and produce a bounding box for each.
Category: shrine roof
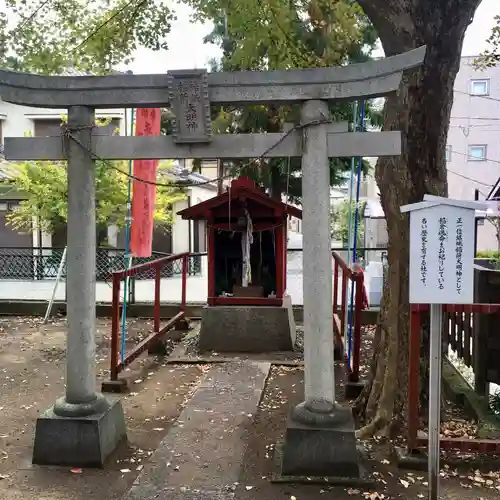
[177,176,302,220]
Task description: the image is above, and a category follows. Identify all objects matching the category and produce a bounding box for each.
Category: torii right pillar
[281,100,360,478]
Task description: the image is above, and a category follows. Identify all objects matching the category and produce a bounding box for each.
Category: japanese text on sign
[437,217,448,290]
[178,79,200,132]
[169,70,211,143]
[420,218,428,286]
[408,204,474,304]
[455,218,463,295]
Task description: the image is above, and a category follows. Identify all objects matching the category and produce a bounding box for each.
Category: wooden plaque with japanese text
[168,69,212,143]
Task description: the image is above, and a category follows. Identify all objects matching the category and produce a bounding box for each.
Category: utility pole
[474,189,479,257]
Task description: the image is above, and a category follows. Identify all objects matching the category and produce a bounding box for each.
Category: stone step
[123,360,271,500]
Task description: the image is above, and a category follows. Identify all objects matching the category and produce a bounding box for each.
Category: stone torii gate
[0,46,425,471]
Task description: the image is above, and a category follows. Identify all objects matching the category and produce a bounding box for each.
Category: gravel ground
[236,366,500,500]
[0,317,498,500]
[0,316,205,500]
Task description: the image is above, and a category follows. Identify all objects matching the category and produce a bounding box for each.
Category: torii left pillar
[32,106,127,467]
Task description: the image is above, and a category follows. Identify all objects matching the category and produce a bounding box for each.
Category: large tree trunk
[353,0,482,437]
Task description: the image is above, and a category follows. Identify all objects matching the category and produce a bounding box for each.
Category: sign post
[401,194,486,500]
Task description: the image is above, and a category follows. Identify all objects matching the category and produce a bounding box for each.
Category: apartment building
[360,57,500,252]
[447,56,500,251]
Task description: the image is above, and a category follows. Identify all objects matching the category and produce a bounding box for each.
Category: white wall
[188,185,216,251]
[172,199,190,253]
[0,99,126,138]
[171,185,218,254]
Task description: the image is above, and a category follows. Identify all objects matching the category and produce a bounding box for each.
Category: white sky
[128,0,499,74]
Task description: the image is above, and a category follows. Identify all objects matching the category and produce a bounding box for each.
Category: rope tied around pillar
[61,122,97,158]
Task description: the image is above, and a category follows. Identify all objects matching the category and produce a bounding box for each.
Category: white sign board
[407,204,474,304]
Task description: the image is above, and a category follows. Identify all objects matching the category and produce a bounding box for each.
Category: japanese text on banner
[130,108,161,258]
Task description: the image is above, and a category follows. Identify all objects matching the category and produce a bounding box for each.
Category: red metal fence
[107,252,189,385]
[408,303,500,454]
[332,251,364,382]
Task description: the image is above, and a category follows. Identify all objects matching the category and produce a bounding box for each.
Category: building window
[445,145,451,162]
[468,145,487,161]
[470,79,490,96]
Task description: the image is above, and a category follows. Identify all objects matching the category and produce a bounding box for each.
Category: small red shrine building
[178,176,302,307]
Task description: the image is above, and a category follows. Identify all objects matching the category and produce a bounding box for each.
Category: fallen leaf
[245,486,254,490]
[400,479,410,488]
[70,468,83,474]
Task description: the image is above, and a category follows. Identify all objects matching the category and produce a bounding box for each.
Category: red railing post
[333,260,339,313]
[340,272,347,337]
[181,254,188,312]
[154,267,161,332]
[110,273,121,381]
[352,272,363,381]
[408,306,421,453]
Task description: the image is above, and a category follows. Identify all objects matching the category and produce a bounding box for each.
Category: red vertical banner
[130,108,161,258]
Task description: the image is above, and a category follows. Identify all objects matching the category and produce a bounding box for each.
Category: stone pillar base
[174,317,191,331]
[281,406,360,478]
[101,379,128,393]
[33,396,127,467]
[334,342,344,360]
[344,380,366,400]
[394,446,428,471]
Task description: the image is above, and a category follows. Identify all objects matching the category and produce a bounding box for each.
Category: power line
[61,130,497,190]
[447,168,494,187]
[454,89,500,103]
[70,0,146,54]
[10,0,53,37]
[450,148,500,167]
[450,116,500,121]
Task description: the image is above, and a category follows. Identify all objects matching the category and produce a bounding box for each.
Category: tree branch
[355,0,416,54]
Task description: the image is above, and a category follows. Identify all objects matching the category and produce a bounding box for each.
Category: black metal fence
[0,247,203,281]
[0,246,388,282]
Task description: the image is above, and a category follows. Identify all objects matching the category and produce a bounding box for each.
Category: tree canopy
[1,0,382,202]
[477,14,500,68]
[187,0,381,201]
[0,0,174,74]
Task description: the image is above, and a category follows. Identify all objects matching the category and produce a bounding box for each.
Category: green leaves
[476,15,500,69]
[191,0,370,70]
[6,159,186,232]
[330,199,367,247]
[1,0,175,74]
[187,0,380,202]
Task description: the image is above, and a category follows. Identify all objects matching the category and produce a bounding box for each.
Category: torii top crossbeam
[0,46,425,163]
[0,46,425,108]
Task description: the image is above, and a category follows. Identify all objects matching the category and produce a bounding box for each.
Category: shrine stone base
[280,406,360,478]
[198,301,296,352]
[32,396,127,467]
